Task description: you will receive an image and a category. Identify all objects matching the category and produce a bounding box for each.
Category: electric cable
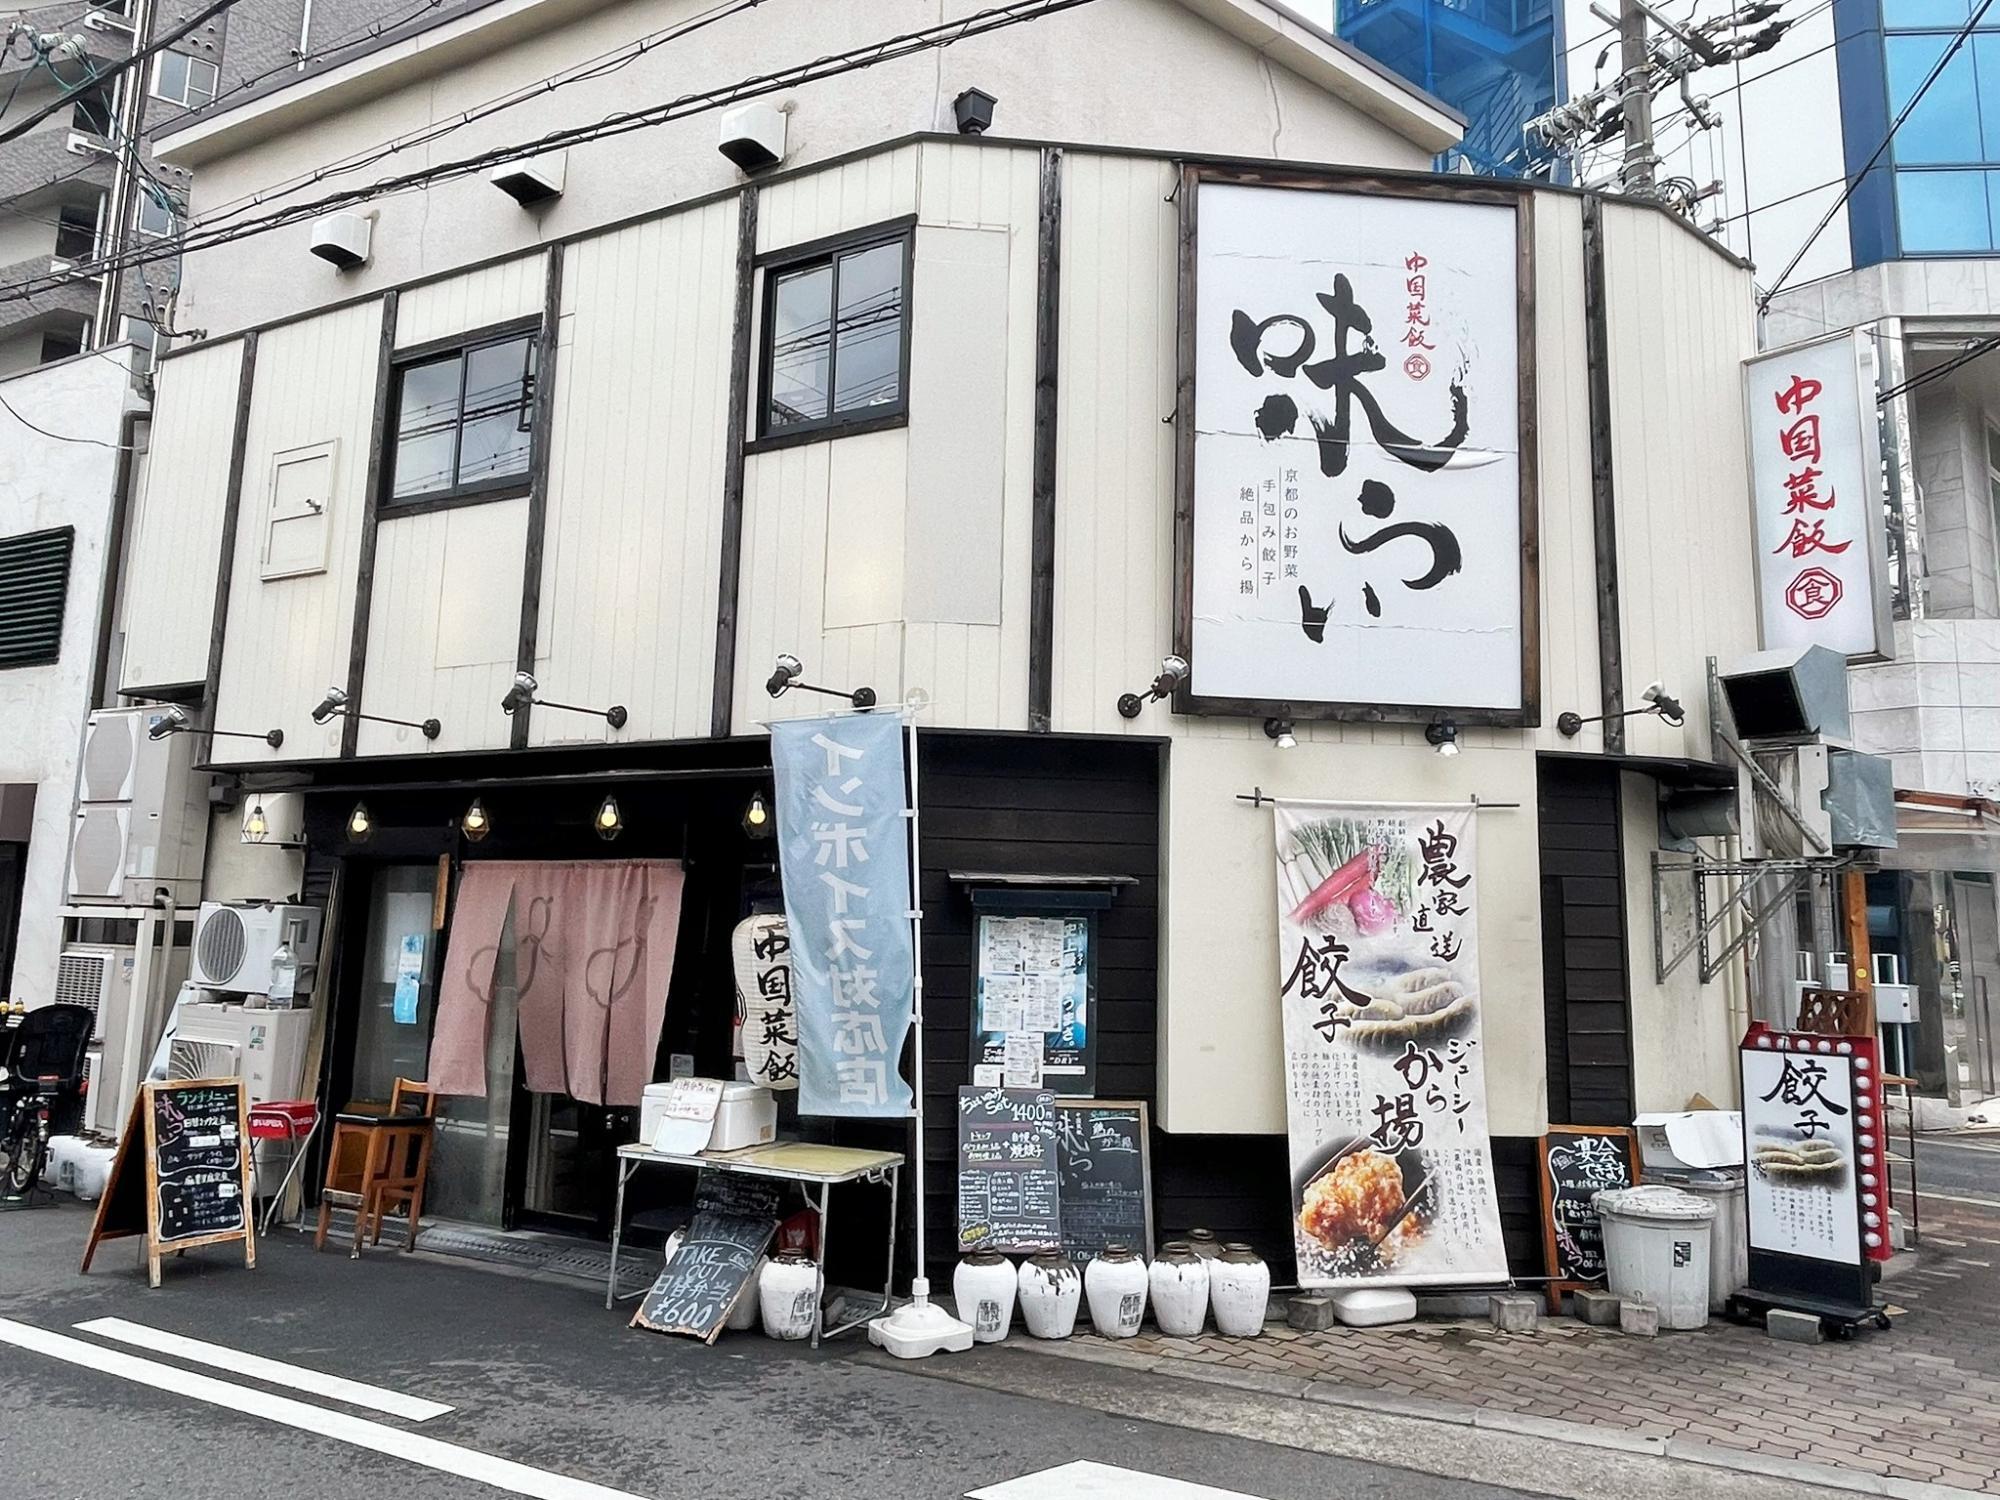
[0,0,239,146]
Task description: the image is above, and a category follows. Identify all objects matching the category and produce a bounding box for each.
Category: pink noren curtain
[429,860,685,1107]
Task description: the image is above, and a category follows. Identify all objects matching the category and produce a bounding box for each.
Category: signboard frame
[1054,1098,1154,1264]
[1536,1124,1641,1311]
[1170,164,1541,727]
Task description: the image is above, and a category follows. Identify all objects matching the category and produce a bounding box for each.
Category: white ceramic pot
[759,1249,820,1341]
[1017,1252,1081,1339]
[1149,1241,1211,1337]
[726,1256,765,1332]
[1084,1245,1149,1339]
[954,1252,1018,1343]
[1209,1243,1271,1337]
[1185,1228,1222,1261]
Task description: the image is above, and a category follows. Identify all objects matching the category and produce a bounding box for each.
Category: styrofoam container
[1595,1184,1716,1330]
[639,1081,776,1151]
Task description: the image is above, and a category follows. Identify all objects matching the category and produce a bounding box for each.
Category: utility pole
[92,0,155,351]
[1616,0,1657,195]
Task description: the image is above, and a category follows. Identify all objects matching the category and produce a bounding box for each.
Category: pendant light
[461,797,491,843]
[742,790,772,839]
[594,794,624,842]
[244,803,269,843]
[346,801,373,842]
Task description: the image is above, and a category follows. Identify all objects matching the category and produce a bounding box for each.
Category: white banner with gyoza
[1273,800,1508,1289]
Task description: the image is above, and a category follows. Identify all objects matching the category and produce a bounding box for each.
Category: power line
[1760,0,1997,308]
[0,0,237,147]
[0,0,1104,310]
[1876,335,2000,404]
[0,379,137,446]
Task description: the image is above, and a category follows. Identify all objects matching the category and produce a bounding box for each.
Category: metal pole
[92,0,155,348]
[1617,0,1657,195]
[903,711,931,1302]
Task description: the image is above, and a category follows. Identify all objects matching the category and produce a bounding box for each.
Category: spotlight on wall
[742,790,773,839]
[1263,717,1297,750]
[764,653,876,709]
[499,671,628,729]
[310,683,441,740]
[594,794,624,843]
[1117,654,1189,719]
[1556,680,1687,738]
[148,703,285,750]
[461,798,491,843]
[953,87,998,135]
[346,801,374,842]
[1425,717,1460,757]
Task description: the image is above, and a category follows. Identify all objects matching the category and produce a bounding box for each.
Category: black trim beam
[343,290,400,758]
[1028,146,1062,733]
[1582,197,1625,756]
[711,185,758,739]
[513,243,565,751]
[202,332,257,728]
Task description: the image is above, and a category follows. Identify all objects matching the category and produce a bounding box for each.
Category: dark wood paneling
[1539,756,1634,1128]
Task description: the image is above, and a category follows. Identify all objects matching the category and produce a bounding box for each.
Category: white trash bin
[1671,1172,1748,1313]
[1594,1184,1717,1330]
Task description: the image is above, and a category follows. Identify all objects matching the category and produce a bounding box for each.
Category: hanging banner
[1745,330,1892,660]
[771,712,916,1119]
[1274,800,1507,1289]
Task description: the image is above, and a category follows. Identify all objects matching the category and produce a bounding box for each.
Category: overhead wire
[0,0,240,145]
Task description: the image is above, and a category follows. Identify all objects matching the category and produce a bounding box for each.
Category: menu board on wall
[972,915,1095,1094]
[1055,1100,1153,1264]
[956,1086,1062,1254]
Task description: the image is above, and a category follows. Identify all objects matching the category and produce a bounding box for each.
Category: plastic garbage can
[1594,1184,1717,1330]
[1670,1172,1748,1312]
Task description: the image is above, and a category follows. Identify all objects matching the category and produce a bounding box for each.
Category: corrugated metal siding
[754,146,920,253]
[394,253,547,349]
[358,500,526,755]
[534,199,737,747]
[1601,203,1758,761]
[213,299,384,759]
[119,337,245,690]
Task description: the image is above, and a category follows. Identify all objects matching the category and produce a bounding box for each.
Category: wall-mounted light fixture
[953,87,998,135]
[1263,717,1297,750]
[765,654,877,709]
[244,803,269,843]
[1557,681,1686,739]
[310,685,441,740]
[742,790,773,839]
[1425,717,1460,757]
[461,798,491,843]
[148,704,284,750]
[240,791,306,847]
[594,794,624,843]
[346,801,373,842]
[500,671,628,730]
[1117,655,1188,719]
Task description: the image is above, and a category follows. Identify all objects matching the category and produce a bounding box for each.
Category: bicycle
[0,1078,55,1197]
[0,1004,93,1202]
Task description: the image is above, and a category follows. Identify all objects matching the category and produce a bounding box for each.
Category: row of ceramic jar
[954,1239,1272,1343]
[661,1233,825,1342]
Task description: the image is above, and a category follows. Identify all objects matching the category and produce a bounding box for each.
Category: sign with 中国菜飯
[1178,173,1534,722]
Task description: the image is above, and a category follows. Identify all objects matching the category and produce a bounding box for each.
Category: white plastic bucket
[1672,1175,1748,1312]
[1594,1184,1716,1330]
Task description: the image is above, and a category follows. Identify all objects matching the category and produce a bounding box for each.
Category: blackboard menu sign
[81,1078,256,1288]
[631,1170,782,1342]
[957,1086,1062,1254]
[1055,1100,1153,1264]
[1537,1125,1640,1310]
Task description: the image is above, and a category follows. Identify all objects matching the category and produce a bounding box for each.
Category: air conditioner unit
[174,1001,312,1104]
[168,1034,240,1083]
[54,944,136,1043]
[309,212,371,270]
[67,706,209,906]
[191,902,322,996]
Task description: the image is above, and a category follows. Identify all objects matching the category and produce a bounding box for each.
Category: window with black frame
[385,328,538,506]
[759,226,911,440]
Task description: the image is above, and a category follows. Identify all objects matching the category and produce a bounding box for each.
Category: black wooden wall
[1537,757,1636,1126]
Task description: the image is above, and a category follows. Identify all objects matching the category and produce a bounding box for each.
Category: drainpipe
[90,404,148,707]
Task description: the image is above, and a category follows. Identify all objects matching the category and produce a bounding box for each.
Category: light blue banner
[771,712,916,1118]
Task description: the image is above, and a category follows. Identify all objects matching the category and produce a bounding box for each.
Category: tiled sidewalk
[1050,1197,2000,1496]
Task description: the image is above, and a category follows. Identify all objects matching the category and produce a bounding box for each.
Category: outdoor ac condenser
[53,944,132,1044]
[67,705,209,906]
[190,902,322,996]
[172,1002,312,1105]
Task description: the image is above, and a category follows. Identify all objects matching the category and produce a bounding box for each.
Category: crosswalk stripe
[968,1459,1272,1499]
[75,1317,453,1422]
[0,1318,646,1500]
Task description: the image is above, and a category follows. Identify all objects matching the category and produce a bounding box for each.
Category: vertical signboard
[1273,800,1508,1289]
[1745,330,1892,660]
[771,712,915,1119]
[1180,175,1535,721]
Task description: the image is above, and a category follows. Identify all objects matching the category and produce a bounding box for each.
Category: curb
[1032,1342,1991,1500]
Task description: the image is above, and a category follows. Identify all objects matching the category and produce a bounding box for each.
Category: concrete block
[1573,1287,1622,1327]
[1488,1292,1540,1333]
[1415,1292,1492,1318]
[1888,1207,1910,1252]
[1766,1308,1824,1345]
[1619,1299,1660,1337]
[1287,1293,1337,1332]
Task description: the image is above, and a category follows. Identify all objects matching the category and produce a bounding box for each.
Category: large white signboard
[1190,183,1526,714]
[1745,331,1891,659]
[1740,1026,1891,1268]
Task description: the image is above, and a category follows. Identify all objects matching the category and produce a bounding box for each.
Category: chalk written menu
[151,1083,247,1244]
[1537,1126,1638,1297]
[1056,1101,1152,1263]
[957,1086,1062,1254]
[632,1171,782,1342]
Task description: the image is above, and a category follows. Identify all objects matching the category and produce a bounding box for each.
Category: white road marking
[75,1317,453,1422]
[968,1460,1272,1500]
[1916,1186,2000,1208]
[0,1318,646,1500]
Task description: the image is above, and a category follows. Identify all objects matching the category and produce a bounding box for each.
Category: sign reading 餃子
[1274,800,1507,1289]
[1181,175,1534,721]
[1745,331,1891,660]
[771,712,915,1119]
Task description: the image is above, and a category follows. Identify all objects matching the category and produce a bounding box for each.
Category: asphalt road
[0,1202,1842,1500]
[1916,1133,2000,1202]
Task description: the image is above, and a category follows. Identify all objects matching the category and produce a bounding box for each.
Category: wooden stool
[314,1078,436,1259]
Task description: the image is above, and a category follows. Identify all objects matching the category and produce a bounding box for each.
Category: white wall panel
[394,252,547,348]
[119,338,245,691]
[755,146,920,255]
[213,299,384,761]
[535,199,736,745]
[358,499,526,755]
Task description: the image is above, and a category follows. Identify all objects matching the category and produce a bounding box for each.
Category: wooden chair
[314,1078,436,1259]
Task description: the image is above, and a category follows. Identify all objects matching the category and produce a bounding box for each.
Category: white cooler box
[640,1081,776,1151]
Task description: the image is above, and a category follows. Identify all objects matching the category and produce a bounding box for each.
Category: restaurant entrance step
[308,1211,659,1296]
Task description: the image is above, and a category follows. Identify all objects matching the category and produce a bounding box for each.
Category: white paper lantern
[732,913,798,1091]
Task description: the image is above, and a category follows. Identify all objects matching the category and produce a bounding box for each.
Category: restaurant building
[89,0,1772,1279]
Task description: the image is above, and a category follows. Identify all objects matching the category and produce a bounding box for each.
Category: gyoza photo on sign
[1189,182,1526,715]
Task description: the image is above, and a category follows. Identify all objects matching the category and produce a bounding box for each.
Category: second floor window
[152,51,218,110]
[53,201,99,261]
[386,328,538,505]
[759,225,911,440]
[135,189,176,237]
[71,80,115,137]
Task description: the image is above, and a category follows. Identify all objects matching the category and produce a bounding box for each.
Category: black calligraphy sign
[151,1082,249,1245]
[1054,1101,1153,1265]
[1537,1126,1640,1309]
[957,1087,1062,1254]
